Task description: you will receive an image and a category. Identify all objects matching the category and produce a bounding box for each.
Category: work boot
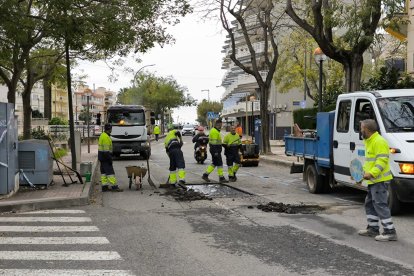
[375,231,398,242]
[358,228,379,237]
[179,180,186,185]
[202,174,211,182]
[229,176,236,182]
[111,185,124,192]
[101,185,109,192]
[219,176,229,183]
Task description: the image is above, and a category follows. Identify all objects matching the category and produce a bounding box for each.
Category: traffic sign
[207,112,219,120]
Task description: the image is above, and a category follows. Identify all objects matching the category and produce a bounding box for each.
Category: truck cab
[106,105,155,159]
[333,90,414,212]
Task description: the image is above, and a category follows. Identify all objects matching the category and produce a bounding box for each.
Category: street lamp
[85,89,91,154]
[314,47,327,112]
[201,89,210,102]
[133,64,155,87]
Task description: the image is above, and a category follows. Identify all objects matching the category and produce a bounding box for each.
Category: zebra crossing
[0,209,134,276]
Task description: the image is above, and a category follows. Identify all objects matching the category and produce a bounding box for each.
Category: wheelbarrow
[125,166,148,190]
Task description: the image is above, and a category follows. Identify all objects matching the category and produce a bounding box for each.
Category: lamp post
[314,47,327,112]
[85,90,91,153]
[201,89,210,101]
[133,64,155,87]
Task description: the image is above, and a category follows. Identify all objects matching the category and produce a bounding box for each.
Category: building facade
[220,4,313,140]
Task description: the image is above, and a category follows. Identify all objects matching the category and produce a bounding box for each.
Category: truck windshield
[377,97,414,132]
[107,110,145,126]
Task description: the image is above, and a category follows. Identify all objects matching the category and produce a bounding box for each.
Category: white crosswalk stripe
[0,216,91,222]
[0,226,99,232]
[0,269,135,276]
[0,237,110,244]
[21,210,86,214]
[0,209,133,275]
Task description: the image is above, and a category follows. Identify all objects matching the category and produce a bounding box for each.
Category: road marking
[20,210,86,214]
[0,270,134,276]
[0,217,92,222]
[0,251,122,261]
[0,226,99,232]
[0,237,110,244]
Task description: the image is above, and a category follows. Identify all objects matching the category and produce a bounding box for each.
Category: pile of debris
[256,202,325,214]
[163,187,213,201]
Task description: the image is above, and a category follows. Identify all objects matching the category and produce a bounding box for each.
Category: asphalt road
[3,135,414,275]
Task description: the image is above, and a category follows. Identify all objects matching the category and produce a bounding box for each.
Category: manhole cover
[186,184,251,198]
[257,202,326,214]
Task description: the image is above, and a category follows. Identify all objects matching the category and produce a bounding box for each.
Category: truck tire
[388,184,401,215]
[305,164,324,194]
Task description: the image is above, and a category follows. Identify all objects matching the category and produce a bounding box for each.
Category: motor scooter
[194,136,209,164]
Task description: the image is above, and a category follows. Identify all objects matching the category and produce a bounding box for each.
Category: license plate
[121,149,133,153]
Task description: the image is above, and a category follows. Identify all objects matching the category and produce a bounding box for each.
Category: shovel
[146,157,157,189]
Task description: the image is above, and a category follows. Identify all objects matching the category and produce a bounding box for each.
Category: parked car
[181,124,195,136]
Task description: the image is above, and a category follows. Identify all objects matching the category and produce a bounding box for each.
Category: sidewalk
[0,135,166,213]
[260,140,303,168]
[0,144,99,213]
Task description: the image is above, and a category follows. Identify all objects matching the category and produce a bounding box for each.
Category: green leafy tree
[285,0,405,92]
[0,0,191,139]
[362,67,414,90]
[118,73,196,132]
[78,108,92,123]
[49,117,68,125]
[197,100,223,126]
[32,110,43,118]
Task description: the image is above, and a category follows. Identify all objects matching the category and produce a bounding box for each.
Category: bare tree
[213,0,289,154]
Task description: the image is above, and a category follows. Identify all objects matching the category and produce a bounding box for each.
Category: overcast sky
[75,8,227,124]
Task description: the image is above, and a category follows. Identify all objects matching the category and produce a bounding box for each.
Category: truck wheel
[305,164,324,194]
[388,184,401,215]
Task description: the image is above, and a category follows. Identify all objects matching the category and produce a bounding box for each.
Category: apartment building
[75,85,115,124]
[51,85,69,120]
[220,3,312,140]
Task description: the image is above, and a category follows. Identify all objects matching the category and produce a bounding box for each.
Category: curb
[0,157,98,213]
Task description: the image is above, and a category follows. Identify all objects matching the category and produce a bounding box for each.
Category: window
[336,100,351,133]
[377,96,414,132]
[353,99,374,132]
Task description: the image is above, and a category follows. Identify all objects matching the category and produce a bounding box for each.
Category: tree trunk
[43,76,52,119]
[259,85,271,154]
[22,82,34,140]
[7,76,19,104]
[344,54,364,92]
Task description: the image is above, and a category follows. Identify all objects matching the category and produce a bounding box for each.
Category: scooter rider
[164,124,186,185]
[202,119,229,183]
[223,125,242,182]
[192,126,209,151]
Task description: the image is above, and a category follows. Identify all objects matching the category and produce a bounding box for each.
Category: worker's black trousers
[169,148,185,171]
[226,148,240,166]
[210,145,223,167]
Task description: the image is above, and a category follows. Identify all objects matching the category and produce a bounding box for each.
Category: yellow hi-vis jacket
[98,131,112,162]
[164,130,182,150]
[363,132,393,185]
[223,132,241,147]
[153,126,161,135]
[209,127,222,145]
